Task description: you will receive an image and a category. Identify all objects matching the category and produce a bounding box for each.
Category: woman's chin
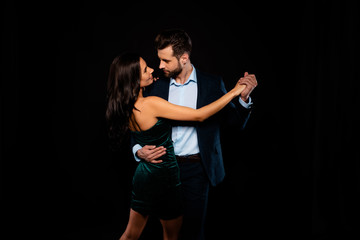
[142,82,153,89]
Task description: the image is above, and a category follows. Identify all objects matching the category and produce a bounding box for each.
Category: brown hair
[105,52,141,150]
[154,28,192,59]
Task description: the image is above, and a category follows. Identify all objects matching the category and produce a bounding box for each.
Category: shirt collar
[170,65,197,86]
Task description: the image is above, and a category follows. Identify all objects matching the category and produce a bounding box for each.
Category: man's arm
[220,72,257,130]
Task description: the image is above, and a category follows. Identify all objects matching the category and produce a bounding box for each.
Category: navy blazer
[138,68,252,186]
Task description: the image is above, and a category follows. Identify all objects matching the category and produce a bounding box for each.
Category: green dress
[130,118,183,220]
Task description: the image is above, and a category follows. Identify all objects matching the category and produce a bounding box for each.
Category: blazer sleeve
[218,78,252,131]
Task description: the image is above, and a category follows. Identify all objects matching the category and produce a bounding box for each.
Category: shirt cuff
[132,144,142,162]
[239,96,253,109]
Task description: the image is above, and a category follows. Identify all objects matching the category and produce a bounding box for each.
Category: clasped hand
[237,72,257,102]
[137,145,166,163]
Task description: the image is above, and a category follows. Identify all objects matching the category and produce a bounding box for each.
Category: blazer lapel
[157,78,170,100]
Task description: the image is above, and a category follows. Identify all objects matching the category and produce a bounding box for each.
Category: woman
[106,52,245,240]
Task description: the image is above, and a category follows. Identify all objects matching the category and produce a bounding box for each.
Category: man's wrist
[241,96,249,103]
[133,144,142,162]
[239,96,253,109]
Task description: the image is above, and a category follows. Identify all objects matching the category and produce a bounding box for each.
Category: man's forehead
[158,46,175,58]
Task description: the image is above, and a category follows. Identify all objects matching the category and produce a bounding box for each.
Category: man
[131,29,257,240]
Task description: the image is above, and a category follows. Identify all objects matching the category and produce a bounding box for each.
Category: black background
[2,0,359,239]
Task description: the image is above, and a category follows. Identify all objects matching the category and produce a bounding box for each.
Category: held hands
[237,72,258,102]
[137,145,166,163]
[233,83,247,96]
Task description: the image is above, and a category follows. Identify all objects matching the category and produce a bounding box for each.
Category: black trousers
[177,161,210,240]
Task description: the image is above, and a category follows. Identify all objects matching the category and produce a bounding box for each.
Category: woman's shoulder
[144,96,168,102]
[142,96,168,107]
[144,96,164,102]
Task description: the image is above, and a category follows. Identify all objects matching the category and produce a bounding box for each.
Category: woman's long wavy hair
[105,52,141,150]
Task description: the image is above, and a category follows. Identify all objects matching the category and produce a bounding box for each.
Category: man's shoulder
[147,76,169,91]
[153,76,170,84]
[196,68,223,82]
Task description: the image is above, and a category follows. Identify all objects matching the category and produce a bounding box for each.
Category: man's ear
[180,53,189,65]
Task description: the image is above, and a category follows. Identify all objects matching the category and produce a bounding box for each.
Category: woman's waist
[139,156,179,175]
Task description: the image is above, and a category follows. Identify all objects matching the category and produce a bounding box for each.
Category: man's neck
[174,62,193,85]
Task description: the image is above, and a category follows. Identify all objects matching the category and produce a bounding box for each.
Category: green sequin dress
[130,118,183,220]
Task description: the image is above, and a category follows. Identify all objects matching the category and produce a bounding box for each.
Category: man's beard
[164,62,182,78]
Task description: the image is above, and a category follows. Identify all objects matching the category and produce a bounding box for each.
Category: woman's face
[139,57,154,87]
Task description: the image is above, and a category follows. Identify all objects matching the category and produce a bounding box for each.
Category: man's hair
[154,28,192,59]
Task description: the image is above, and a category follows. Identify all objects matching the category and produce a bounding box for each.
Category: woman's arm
[148,83,246,122]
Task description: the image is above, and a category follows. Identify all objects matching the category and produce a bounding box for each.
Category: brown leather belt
[176,153,201,163]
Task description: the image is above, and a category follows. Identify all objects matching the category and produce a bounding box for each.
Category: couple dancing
[106,29,258,240]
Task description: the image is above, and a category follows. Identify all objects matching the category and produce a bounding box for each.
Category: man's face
[157,46,182,78]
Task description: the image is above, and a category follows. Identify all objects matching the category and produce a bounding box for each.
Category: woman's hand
[232,82,247,96]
